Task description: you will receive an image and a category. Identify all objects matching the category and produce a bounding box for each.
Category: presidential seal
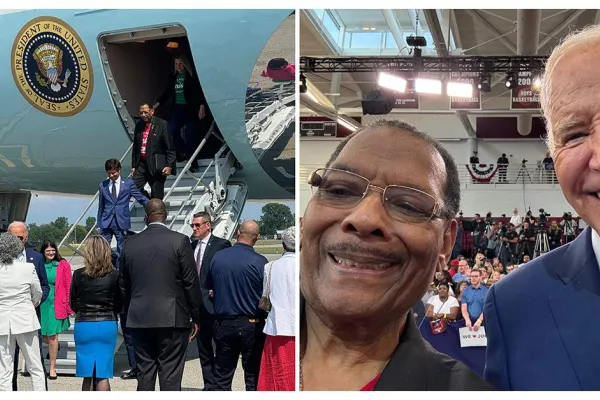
[11,17,94,117]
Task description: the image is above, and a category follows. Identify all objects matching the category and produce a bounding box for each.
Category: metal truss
[300,56,548,74]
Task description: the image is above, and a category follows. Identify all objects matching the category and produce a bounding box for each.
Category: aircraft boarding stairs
[54,128,248,375]
[245,82,295,161]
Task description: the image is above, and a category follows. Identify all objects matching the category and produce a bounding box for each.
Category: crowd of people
[0,154,296,391]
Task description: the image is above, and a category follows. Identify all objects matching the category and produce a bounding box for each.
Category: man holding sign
[460,270,488,331]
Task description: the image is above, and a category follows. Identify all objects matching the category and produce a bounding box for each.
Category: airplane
[0,9,296,240]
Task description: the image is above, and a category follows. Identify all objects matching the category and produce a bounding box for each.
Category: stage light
[415,78,442,95]
[478,73,491,92]
[505,73,516,89]
[531,74,542,92]
[378,72,407,93]
[447,81,473,98]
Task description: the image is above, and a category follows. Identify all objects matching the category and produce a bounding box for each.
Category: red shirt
[360,374,381,391]
[140,123,151,160]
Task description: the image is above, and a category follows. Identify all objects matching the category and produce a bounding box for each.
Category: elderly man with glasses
[299,119,491,391]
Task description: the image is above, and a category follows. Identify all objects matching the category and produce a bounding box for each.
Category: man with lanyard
[131,103,176,200]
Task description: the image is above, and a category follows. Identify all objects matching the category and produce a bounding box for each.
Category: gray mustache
[325,242,401,261]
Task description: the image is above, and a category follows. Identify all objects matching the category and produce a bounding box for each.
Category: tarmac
[13,252,283,391]
[15,343,247,391]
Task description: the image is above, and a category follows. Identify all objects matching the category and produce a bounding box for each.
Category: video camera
[563,212,572,221]
[536,208,550,232]
[522,159,528,165]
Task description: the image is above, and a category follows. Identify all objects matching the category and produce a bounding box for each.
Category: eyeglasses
[308,168,443,223]
[190,222,207,228]
[16,236,25,242]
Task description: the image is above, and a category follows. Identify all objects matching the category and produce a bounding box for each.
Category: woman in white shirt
[0,233,45,391]
[257,227,296,391]
[425,282,460,321]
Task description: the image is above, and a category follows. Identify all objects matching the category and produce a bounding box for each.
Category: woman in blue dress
[69,236,122,391]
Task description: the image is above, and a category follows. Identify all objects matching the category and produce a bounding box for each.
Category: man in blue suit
[484,26,600,391]
[8,221,49,390]
[97,158,148,259]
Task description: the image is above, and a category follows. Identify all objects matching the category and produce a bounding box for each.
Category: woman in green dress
[39,241,73,379]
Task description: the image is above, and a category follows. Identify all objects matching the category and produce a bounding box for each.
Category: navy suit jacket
[484,227,600,390]
[97,178,148,230]
[26,248,49,305]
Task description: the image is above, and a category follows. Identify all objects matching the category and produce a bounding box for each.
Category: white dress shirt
[109,177,122,198]
[510,214,523,233]
[591,229,600,272]
[194,233,211,267]
[263,252,296,337]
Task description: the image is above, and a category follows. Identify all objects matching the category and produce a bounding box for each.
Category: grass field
[60,239,285,257]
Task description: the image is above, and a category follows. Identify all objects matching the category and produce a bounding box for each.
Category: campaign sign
[459,326,487,347]
[449,71,481,110]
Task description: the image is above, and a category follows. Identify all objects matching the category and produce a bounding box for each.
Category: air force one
[0,9,296,240]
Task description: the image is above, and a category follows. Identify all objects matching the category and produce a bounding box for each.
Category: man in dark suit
[8,221,49,391]
[190,211,231,391]
[97,158,148,261]
[119,199,201,391]
[131,103,176,200]
[484,28,600,390]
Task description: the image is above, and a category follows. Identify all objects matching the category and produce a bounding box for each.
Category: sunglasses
[190,222,207,228]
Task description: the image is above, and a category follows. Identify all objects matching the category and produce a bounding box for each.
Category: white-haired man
[484,25,600,390]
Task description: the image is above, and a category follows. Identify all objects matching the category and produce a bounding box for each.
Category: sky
[27,194,294,226]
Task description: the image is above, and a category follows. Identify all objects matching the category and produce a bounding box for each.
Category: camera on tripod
[522,159,528,165]
[563,212,572,221]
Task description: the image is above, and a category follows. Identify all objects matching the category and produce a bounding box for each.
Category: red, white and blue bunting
[466,164,499,183]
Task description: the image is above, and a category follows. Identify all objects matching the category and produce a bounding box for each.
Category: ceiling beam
[382,9,408,53]
[465,9,517,54]
[538,9,586,50]
[449,10,463,50]
[424,9,475,137]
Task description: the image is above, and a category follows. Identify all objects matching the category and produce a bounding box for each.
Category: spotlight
[378,72,407,93]
[478,73,491,93]
[531,72,542,92]
[505,73,516,89]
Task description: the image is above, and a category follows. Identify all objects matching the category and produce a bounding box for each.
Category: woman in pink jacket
[39,240,73,380]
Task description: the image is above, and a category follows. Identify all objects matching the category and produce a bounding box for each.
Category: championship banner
[393,87,419,109]
[510,70,540,109]
[449,72,481,110]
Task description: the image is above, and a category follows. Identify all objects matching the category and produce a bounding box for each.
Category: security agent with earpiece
[119,199,202,390]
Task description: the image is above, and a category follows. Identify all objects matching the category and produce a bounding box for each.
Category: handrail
[58,143,134,256]
[167,158,215,230]
[163,121,216,203]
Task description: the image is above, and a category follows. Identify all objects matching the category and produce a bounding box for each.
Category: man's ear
[440,219,457,268]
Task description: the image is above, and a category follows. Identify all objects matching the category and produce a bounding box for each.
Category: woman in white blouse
[425,282,460,321]
[0,232,45,391]
[257,227,296,391]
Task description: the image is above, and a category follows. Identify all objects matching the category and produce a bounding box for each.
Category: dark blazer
[119,223,202,328]
[191,234,231,315]
[484,226,600,390]
[131,116,176,174]
[97,178,148,230]
[26,248,49,305]
[156,70,208,119]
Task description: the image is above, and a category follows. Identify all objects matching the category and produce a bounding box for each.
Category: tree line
[27,203,294,246]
